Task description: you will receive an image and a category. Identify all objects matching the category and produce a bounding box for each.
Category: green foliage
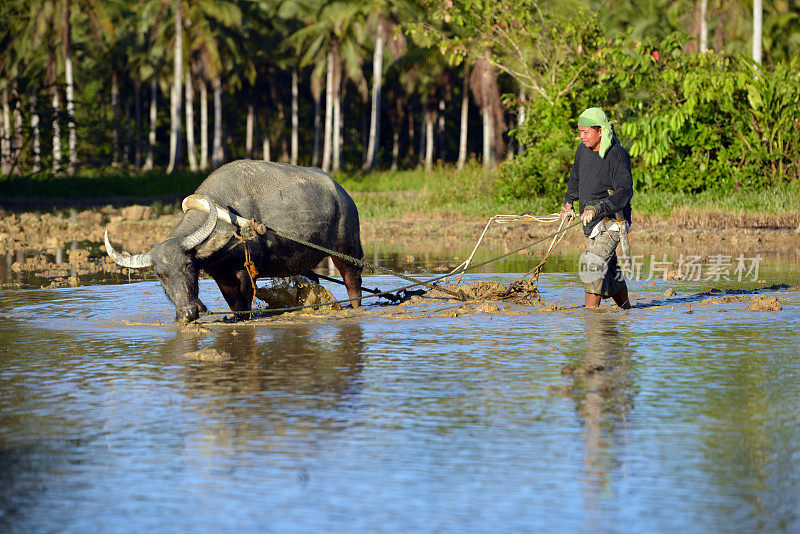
[490,13,610,202]
[4,167,798,222]
[495,32,800,200]
[604,36,800,192]
[493,105,575,202]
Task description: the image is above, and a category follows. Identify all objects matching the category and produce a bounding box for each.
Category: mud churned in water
[1,203,799,289]
[255,276,341,311]
[746,296,783,311]
[192,277,576,327]
[178,281,799,329]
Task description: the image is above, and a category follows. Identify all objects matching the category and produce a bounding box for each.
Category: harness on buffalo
[181,194,266,292]
[180,194,468,301]
[233,221,261,292]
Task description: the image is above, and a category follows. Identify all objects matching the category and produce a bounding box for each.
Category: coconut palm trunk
[185,70,198,171]
[753,0,762,64]
[51,87,62,174]
[112,73,120,166]
[144,76,157,171]
[61,0,77,175]
[470,53,505,167]
[246,103,254,158]
[437,98,445,163]
[390,95,405,171]
[407,105,415,160]
[262,131,271,161]
[1,90,9,175]
[517,88,526,155]
[332,63,342,171]
[30,91,41,173]
[310,72,323,167]
[321,50,334,172]
[166,0,183,174]
[417,107,425,167]
[363,21,384,170]
[291,67,299,165]
[457,67,469,170]
[212,76,223,169]
[64,46,77,175]
[12,93,21,172]
[200,79,208,169]
[699,0,708,52]
[482,106,493,167]
[424,101,434,171]
[122,97,131,165]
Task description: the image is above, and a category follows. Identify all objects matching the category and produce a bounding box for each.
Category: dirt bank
[1,204,798,289]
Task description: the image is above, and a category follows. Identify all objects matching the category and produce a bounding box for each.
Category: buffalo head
[105,194,218,322]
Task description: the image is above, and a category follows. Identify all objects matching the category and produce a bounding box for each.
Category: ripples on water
[1,264,799,532]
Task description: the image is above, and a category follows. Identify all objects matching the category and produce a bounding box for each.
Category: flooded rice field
[1,246,800,533]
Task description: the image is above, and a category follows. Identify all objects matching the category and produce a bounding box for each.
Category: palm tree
[456,64,470,170]
[29,0,113,174]
[3,0,45,174]
[470,51,505,167]
[248,1,301,165]
[135,0,168,171]
[753,0,762,64]
[166,0,183,173]
[185,0,243,169]
[359,0,410,170]
[0,2,20,175]
[13,0,63,174]
[287,0,365,172]
[185,64,198,170]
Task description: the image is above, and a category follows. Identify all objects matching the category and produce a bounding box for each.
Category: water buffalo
[105,160,363,322]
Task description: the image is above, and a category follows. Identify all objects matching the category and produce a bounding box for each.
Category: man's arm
[598,149,633,218]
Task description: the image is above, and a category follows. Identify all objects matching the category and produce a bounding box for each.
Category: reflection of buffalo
[163,323,366,446]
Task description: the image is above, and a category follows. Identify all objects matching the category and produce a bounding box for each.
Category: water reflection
[568,314,635,521]
[2,274,800,531]
[162,323,366,454]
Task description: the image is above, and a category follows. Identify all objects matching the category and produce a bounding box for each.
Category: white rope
[451,213,565,283]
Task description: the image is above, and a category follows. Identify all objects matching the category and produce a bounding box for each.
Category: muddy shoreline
[1,203,799,289]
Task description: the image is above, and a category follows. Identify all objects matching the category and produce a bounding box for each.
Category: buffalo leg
[213,268,254,319]
[331,256,362,308]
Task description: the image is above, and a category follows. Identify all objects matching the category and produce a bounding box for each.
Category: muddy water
[1,250,800,532]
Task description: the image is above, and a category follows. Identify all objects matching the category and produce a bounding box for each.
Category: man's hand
[560,204,575,219]
[581,207,596,225]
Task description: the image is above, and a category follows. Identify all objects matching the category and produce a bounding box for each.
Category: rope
[519,215,572,291]
[233,229,259,291]
[260,225,465,299]
[453,212,568,284]
[200,217,584,318]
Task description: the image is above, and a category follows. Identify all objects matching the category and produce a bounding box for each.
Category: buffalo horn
[180,193,219,250]
[104,229,154,269]
[182,194,266,234]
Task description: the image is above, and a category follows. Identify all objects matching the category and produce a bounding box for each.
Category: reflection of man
[560,108,632,309]
[572,314,635,515]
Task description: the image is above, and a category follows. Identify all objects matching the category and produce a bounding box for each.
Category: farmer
[560,107,632,309]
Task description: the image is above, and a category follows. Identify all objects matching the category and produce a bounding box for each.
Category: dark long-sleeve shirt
[563,141,633,237]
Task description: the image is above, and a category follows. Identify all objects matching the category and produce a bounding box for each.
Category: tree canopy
[1,0,798,196]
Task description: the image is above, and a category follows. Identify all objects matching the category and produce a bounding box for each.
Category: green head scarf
[577,107,617,158]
